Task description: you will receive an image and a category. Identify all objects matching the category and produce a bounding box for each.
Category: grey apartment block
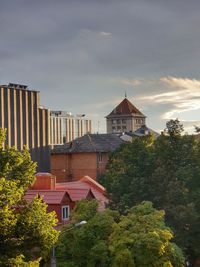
[50,111,92,145]
[0,83,50,171]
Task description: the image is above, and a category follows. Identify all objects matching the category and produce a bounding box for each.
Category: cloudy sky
[1,0,200,133]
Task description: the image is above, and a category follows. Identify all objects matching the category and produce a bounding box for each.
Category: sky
[1,0,200,133]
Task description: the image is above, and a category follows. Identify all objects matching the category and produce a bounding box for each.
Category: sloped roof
[24,190,70,204]
[56,182,93,201]
[80,175,105,194]
[106,98,145,118]
[51,133,124,154]
[133,125,160,138]
[56,176,109,211]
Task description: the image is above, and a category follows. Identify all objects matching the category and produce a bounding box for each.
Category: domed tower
[106,97,146,134]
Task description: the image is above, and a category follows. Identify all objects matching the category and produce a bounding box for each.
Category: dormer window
[62,205,70,221]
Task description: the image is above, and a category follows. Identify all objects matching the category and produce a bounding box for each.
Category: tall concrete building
[106,97,146,134]
[50,111,92,145]
[0,83,50,171]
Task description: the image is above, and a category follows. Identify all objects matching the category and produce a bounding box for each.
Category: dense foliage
[56,200,184,267]
[103,119,200,264]
[0,129,59,266]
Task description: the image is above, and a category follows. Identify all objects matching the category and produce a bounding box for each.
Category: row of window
[112,118,145,125]
[112,119,126,124]
[135,118,145,124]
[112,126,126,131]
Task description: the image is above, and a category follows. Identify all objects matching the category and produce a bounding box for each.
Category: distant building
[106,97,146,134]
[0,83,50,171]
[50,111,92,145]
[120,125,160,142]
[51,133,124,182]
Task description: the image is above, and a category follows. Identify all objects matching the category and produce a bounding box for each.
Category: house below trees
[24,173,108,224]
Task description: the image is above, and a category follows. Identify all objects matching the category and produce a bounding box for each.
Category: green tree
[0,129,59,266]
[104,135,155,213]
[56,200,119,267]
[194,125,200,133]
[56,200,184,267]
[165,118,184,136]
[103,120,200,263]
[110,202,184,267]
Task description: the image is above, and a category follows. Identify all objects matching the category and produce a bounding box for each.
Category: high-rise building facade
[50,111,92,145]
[0,83,50,171]
[106,97,146,134]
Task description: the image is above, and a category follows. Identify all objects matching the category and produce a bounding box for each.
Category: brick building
[50,134,124,182]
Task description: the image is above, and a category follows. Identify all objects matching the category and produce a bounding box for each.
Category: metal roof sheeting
[24,190,69,204]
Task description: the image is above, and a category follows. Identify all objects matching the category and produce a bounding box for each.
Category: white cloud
[141,76,200,120]
[99,31,112,37]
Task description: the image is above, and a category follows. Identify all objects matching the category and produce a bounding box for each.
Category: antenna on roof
[125,91,127,98]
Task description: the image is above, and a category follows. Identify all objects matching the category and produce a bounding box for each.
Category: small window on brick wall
[62,205,70,221]
[98,152,103,162]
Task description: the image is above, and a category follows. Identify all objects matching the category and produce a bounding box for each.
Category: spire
[125,91,127,98]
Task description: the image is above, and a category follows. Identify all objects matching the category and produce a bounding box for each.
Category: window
[98,152,103,162]
[112,126,116,132]
[117,119,121,124]
[117,126,121,130]
[112,119,117,124]
[62,205,70,220]
[122,119,126,124]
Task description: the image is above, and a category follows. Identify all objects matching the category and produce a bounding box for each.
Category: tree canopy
[56,200,184,267]
[103,120,200,264]
[0,129,59,266]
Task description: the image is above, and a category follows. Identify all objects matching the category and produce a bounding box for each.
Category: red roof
[56,182,93,201]
[28,174,109,211]
[80,176,105,194]
[24,190,71,204]
[106,98,145,117]
[56,176,108,211]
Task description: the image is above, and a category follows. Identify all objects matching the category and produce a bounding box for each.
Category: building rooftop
[106,97,146,118]
[133,125,160,137]
[0,83,39,92]
[51,133,124,154]
[56,176,108,211]
[25,190,71,204]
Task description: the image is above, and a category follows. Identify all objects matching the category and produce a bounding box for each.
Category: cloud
[178,120,200,134]
[99,31,112,37]
[110,77,142,87]
[140,77,200,119]
[79,29,112,40]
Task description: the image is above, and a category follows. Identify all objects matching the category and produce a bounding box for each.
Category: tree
[194,125,200,133]
[0,129,59,266]
[56,200,119,267]
[109,202,184,267]
[104,135,155,213]
[103,120,200,264]
[165,118,184,136]
[56,200,184,267]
